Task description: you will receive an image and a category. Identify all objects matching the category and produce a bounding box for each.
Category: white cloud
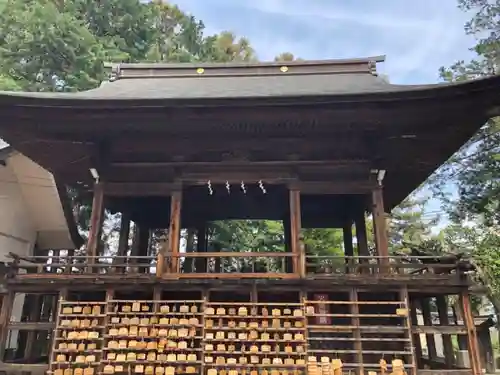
[236,0,441,30]
[174,0,478,83]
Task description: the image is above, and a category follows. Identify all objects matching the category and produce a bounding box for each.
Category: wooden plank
[411,326,467,335]
[0,362,48,375]
[104,182,175,196]
[8,322,55,330]
[181,251,296,258]
[417,371,471,375]
[103,180,376,196]
[168,273,298,279]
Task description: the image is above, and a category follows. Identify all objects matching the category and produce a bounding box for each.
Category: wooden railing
[306,255,472,276]
[3,252,473,280]
[164,251,297,278]
[6,254,157,276]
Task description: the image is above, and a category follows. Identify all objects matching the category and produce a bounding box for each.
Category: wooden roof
[0,57,499,215]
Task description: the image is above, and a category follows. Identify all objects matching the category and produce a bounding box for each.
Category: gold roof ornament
[280,66,289,72]
[196,68,205,74]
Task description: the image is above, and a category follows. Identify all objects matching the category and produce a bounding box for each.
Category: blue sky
[173,0,476,84]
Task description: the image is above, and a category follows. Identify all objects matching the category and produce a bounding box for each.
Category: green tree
[67,0,155,62]
[207,31,256,62]
[388,196,440,253]
[432,0,500,325]
[0,74,21,91]
[0,0,106,91]
[435,0,500,225]
[274,52,303,62]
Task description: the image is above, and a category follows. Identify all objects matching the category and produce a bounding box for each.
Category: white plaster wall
[0,163,37,350]
[0,162,36,258]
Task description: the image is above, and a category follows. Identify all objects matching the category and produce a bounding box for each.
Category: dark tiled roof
[77,71,398,99]
[0,56,498,104]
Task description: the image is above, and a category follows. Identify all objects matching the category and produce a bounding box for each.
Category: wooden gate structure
[0,57,499,375]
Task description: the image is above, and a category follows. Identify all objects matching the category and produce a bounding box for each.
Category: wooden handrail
[174,252,296,258]
[5,252,473,279]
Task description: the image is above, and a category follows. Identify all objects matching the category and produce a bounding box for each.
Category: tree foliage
[388,196,439,254]
[435,0,500,225]
[0,0,105,91]
[430,0,500,314]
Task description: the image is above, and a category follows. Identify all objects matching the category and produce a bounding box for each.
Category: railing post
[0,291,15,359]
[299,236,306,278]
[460,291,482,375]
[168,189,182,274]
[343,221,354,273]
[289,188,302,276]
[156,253,164,277]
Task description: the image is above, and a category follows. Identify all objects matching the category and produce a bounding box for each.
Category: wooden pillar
[117,213,131,257]
[289,189,302,276]
[478,326,495,373]
[129,224,141,273]
[436,295,455,367]
[421,298,437,360]
[410,299,423,369]
[183,229,196,273]
[137,227,150,273]
[0,291,15,361]
[24,294,42,361]
[400,288,417,375]
[86,182,105,266]
[371,187,389,271]
[460,291,482,375]
[283,214,293,273]
[168,190,182,274]
[343,222,354,256]
[354,213,369,256]
[195,224,207,273]
[114,212,130,272]
[350,288,363,375]
[343,221,354,273]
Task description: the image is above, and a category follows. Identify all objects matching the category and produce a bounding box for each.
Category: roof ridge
[108,56,385,80]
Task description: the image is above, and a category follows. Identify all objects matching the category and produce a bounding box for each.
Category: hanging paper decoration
[225,181,231,194]
[240,181,247,194]
[207,180,213,195]
[258,180,267,194]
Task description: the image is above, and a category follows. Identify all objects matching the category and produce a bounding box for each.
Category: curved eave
[1,148,83,250]
[0,74,499,111]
